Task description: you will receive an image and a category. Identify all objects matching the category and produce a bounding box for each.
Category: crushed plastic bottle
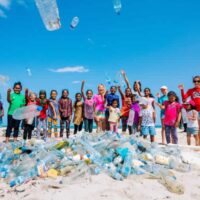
[70,16,79,29]
[35,0,61,31]
[113,0,122,15]
[13,105,42,120]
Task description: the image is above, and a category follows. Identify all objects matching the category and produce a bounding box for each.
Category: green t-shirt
[8,93,26,115]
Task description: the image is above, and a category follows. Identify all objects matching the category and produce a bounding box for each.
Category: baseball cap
[184,100,195,106]
[160,86,168,90]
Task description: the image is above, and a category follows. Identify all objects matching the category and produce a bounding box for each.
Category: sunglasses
[193,80,200,83]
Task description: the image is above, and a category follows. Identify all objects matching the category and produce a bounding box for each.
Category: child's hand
[7,88,11,93]
[156,93,160,98]
[82,80,85,84]
[175,121,179,128]
[53,115,57,120]
[137,125,141,132]
[121,70,125,76]
[178,84,184,90]
[155,102,160,107]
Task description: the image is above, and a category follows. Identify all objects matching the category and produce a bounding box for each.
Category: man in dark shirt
[105,86,120,131]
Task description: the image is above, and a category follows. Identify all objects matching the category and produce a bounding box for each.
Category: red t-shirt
[121,96,131,117]
[36,99,48,119]
[181,88,200,111]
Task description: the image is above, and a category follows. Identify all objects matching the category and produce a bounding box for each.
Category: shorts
[95,110,105,120]
[187,127,199,135]
[141,126,156,136]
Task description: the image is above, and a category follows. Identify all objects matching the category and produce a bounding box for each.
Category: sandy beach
[0,127,200,200]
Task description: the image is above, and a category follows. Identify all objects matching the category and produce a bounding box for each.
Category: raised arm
[118,86,125,99]
[7,88,11,103]
[156,102,165,110]
[178,84,191,101]
[121,70,131,89]
[81,80,86,100]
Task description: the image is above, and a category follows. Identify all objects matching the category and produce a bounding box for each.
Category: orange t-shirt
[121,96,131,117]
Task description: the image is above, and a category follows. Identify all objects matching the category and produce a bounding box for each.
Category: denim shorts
[141,126,156,136]
[187,127,199,135]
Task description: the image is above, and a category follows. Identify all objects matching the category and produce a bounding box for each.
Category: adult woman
[179,76,200,145]
[93,84,106,133]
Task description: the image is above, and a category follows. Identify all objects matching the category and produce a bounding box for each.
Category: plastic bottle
[35,0,61,31]
[113,0,122,15]
[121,151,132,177]
[70,16,79,29]
[13,105,42,120]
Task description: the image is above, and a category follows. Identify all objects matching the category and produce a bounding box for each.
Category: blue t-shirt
[158,95,168,118]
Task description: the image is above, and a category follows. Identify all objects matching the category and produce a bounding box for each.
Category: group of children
[1,72,200,146]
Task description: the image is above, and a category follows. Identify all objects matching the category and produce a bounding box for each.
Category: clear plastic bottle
[35,0,61,31]
[113,0,122,15]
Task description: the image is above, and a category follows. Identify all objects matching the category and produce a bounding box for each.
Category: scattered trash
[26,68,32,77]
[0,131,192,194]
[35,0,61,31]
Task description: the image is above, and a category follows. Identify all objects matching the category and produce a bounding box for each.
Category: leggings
[23,124,34,140]
[48,117,58,137]
[121,116,128,132]
[60,117,71,138]
[110,122,118,133]
[74,122,83,134]
[165,125,178,144]
[6,115,21,138]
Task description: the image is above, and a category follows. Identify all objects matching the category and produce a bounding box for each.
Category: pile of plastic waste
[0,132,191,194]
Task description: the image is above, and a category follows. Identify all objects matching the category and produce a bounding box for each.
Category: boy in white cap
[138,98,156,142]
[156,86,168,144]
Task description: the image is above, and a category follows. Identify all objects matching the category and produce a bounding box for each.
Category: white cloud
[72,80,81,84]
[0,9,6,18]
[0,0,11,9]
[49,66,89,73]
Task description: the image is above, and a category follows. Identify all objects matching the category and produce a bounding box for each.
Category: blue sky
[0,0,200,124]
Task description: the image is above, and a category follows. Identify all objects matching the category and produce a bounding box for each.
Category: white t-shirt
[145,97,155,109]
[108,107,121,123]
[187,110,199,128]
[181,108,188,124]
[127,109,135,126]
[139,107,155,127]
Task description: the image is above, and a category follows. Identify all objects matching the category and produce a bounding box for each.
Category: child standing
[108,99,121,133]
[59,89,72,138]
[143,88,155,109]
[127,94,140,135]
[23,89,37,141]
[36,90,48,140]
[73,93,84,134]
[48,90,59,138]
[157,91,182,144]
[81,81,95,133]
[138,98,156,142]
[0,100,4,126]
[6,82,26,143]
[118,86,132,134]
[185,100,199,146]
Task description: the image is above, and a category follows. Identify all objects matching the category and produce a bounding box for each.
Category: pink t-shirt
[93,94,105,112]
[84,98,94,119]
[164,101,181,126]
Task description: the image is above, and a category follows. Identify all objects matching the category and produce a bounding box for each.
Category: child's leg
[171,126,178,144]
[114,123,118,133]
[89,119,93,133]
[84,118,89,132]
[150,136,155,142]
[74,124,78,134]
[60,118,65,137]
[198,117,200,145]
[28,125,34,140]
[6,115,13,143]
[165,125,171,144]
[48,117,53,137]
[109,122,114,132]
[161,118,165,144]
[53,119,58,138]
[23,124,28,140]
[121,117,127,133]
[13,119,21,142]
[187,133,191,145]
[36,119,41,139]
[101,118,106,132]
[128,125,133,135]
[194,134,199,146]
[66,117,70,138]
[79,121,83,132]
[42,119,47,140]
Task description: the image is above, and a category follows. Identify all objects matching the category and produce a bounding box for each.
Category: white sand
[0,128,200,200]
